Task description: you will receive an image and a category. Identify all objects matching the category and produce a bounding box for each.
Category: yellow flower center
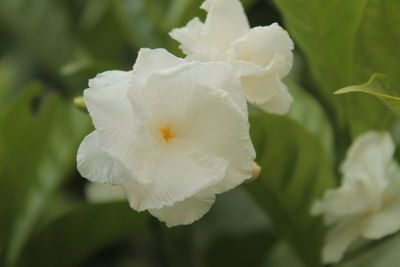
[160,125,175,142]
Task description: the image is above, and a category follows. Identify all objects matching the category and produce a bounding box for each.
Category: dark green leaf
[17,202,148,267]
[205,230,275,267]
[0,83,91,266]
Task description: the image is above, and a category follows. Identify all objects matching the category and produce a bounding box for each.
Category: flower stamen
[160,125,175,142]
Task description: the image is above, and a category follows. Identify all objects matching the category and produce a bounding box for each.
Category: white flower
[77,48,256,227]
[169,0,294,114]
[312,131,400,264]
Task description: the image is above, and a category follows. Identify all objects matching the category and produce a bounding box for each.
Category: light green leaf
[335,74,400,116]
[287,82,334,156]
[17,202,148,267]
[0,83,91,266]
[245,114,335,267]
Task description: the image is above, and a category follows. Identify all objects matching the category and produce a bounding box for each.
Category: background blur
[1,0,400,267]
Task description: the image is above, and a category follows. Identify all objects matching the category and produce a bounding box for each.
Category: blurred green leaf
[17,202,148,267]
[287,82,334,156]
[265,241,303,267]
[0,83,91,266]
[111,0,164,49]
[273,0,397,137]
[0,0,75,72]
[350,1,400,86]
[335,74,400,116]
[245,114,335,267]
[338,234,400,267]
[205,230,274,267]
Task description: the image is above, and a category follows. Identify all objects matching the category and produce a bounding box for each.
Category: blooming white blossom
[312,131,400,263]
[77,48,255,227]
[169,0,294,114]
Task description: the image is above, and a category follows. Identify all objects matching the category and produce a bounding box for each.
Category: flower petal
[239,65,282,105]
[232,24,294,75]
[84,70,137,161]
[170,0,250,58]
[133,48,185,87]
[147,61,247,116]
[312,175,385,224]
[362,162,400,239]
[340,132,394,205]
[123,148,227,211]
[149,192,215,227]
[174,86,255,193]
[153,74,254,192]
[341,131,395,179]
[124,64,254,206]
[201,0,250,50]
[77,131,130,184]
[169,18,213,59]
[257,83,293,114]
[322,218,362,264]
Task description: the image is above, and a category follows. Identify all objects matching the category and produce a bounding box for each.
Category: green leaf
[0,83,91,266]
[338,234,400,267]
[335,74,400,116]
[351,0,400,86]
[287,82,334,156]
[266,241,303,267]
[0,0,75,71]
[273,0,398,137]
[205,230,275,267]
[111,0,164,49]
[245,114,335,267]
[17,202,148,267]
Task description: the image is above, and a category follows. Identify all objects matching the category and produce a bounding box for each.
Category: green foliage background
[1,0,399,266]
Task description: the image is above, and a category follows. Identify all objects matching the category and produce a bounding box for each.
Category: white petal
[312,176,384,224]
[201,0,250,51]
[127,65,255,198]
[169,18,212,59]
[132,48,185,87]
[322,218,361,264]
[123,148,227,211]
[341,132,394,179]
[239,65,282,105]
[362,199,400,239]
[147,61,247,117]
[257,83,293,114]
[149,193,215,227]
[170,0,250,58]
[232,24,294,75]
[77,131,130,184]
[174,87,255,193]
[362,162,400,239]
[340,132,394,204]
[84,70,136,161]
